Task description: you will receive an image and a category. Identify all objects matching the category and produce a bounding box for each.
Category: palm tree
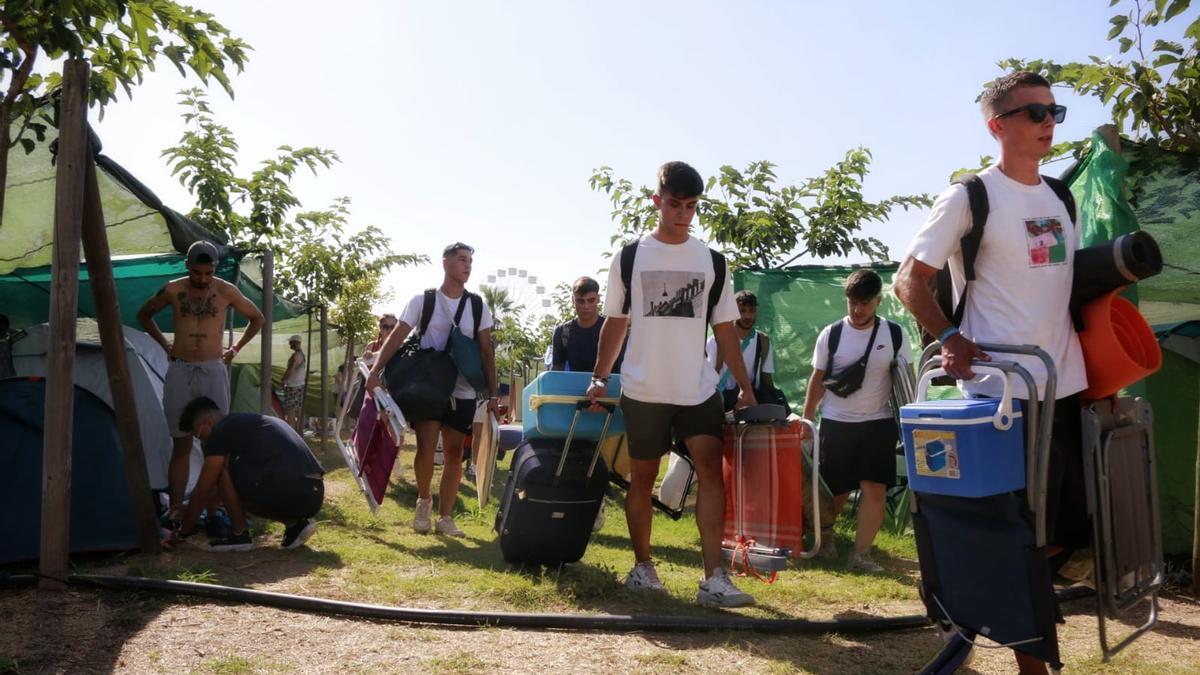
[480,285,517,320]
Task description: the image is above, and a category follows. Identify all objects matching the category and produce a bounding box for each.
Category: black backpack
[619,238,727,324]
[924,173,1077,345]
[412,288,483,340]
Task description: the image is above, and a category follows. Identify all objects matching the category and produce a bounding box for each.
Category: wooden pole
[260,249,274,414]
[319,305,329,453]
[40,59,90,588]
[303,308,313,431]
[81,152,161,554]
[1193,397,1199,596]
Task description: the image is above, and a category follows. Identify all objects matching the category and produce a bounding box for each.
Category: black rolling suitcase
[494,401,613,565]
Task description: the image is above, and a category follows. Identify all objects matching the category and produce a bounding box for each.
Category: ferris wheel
[481,267,552,316]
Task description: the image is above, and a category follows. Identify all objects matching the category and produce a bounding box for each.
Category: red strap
[727,535,778,584]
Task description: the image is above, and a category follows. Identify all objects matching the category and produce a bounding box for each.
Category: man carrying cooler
[893,71,1088,675]
[588,161,758,608]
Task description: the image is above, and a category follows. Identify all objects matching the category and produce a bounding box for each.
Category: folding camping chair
[333,359,409,512]
[1081,397,1164,661]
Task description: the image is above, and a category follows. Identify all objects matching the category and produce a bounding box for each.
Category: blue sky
[86,0,1191,314]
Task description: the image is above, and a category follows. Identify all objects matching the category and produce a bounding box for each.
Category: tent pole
[304,308,313,431]
[260,249,274,414]
[1193,399,1199,596]
[40,59,89,588]
[81,152,160,554]
[319,305,329,453]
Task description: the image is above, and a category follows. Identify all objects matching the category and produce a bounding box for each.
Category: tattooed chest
[178,291,220,318]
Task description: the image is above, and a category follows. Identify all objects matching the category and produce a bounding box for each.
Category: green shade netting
[0,253,306,331]
[733,265,923,409]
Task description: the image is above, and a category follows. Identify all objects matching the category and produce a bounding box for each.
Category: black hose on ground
[0,573,927,634]
[0,573,1096,637]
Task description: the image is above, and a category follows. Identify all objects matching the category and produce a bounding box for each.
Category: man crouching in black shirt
[172,396,325,551]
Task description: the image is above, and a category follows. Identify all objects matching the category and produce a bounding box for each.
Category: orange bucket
[1078,290,1161,399]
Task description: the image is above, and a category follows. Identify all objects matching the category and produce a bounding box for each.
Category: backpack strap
[1042,175,1077,225]
[944,174,990,327]
[752,331,767,388]
[560,320,571,351]
[469,292,483,340]
[419,288,437,335]
[826,321,843,373]
[708,249,726,324]
[887,319,902,359]
[619,239,639,315]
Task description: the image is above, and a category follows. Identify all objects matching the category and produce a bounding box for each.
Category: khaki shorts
[619,392,724,461]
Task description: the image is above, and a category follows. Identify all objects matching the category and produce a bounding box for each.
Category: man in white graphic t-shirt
[894,71,1088,675]
[587,161,758,608]
[367,243,498,538]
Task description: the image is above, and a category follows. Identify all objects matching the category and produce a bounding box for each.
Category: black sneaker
[208,529,254,552]
[281,519,318,549]
[204,508,233,539]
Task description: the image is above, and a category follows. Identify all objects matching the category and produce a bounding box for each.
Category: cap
[288,334,302,343]
[442,242,474,258]
[186,240,220,266]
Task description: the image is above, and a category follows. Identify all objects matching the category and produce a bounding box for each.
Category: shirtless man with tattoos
[137,240,265,518]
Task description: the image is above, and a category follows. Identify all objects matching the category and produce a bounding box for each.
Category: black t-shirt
[551,316,625,373]
[205,413,325,479]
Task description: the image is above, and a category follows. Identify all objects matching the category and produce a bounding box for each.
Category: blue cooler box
[523,372,625,441]
[900,398,1025,498]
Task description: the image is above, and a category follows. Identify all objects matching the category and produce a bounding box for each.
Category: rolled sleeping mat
[1077,289,1162,400]
[1071,230,1163,308]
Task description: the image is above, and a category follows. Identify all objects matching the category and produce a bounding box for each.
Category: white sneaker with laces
[697,569,755,608]
[413,497,433,534]
[849,551,884,573]
[435,515,465,538]
[624,560,668,593]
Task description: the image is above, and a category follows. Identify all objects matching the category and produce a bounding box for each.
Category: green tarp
[0,253,306,331]
[733,264,920,410]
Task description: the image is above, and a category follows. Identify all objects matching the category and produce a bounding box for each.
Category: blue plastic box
[900,398,1025,498]
[522,372,625,441]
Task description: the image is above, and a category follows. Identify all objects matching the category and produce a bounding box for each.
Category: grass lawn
[106,437,924,619]
[4,436,1198,673]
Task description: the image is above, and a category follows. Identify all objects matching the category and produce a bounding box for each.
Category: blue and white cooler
[522,371,624,441]
[901,365,1025,498]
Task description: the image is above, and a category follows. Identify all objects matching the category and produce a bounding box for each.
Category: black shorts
[620,392,724,461]
[410,397,475,435]
[819,417,899,496]
[1037,394,1090,550]
[231,467,324,525]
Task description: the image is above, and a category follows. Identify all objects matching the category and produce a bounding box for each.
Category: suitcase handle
[554,397,618,481]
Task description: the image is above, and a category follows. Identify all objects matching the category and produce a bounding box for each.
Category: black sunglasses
[380,323,396,330]
[993,103,1066,124]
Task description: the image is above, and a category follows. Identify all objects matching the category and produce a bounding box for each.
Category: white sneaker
[413,497,433,534]
[697,569,755,608]
[435,515,465,538]
[624,560,668,594]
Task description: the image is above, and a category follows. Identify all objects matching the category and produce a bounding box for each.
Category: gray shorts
[163,359,230,438]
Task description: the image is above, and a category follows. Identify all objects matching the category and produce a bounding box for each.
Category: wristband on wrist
[229,345,240,354]
[590,375,609,386]
[938,326,960,343]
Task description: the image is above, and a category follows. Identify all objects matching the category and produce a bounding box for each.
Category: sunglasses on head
[993,103,1067,124]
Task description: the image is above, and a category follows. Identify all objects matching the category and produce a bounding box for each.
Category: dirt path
[3,586,1197,673]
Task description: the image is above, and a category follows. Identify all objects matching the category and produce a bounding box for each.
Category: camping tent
[10,318,203,492]
[0,378,140,564]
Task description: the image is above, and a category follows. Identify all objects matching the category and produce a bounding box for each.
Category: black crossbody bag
[822,318,881,398]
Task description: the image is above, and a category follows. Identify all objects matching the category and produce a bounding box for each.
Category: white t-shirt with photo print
[906,165,1087,400]
[605,235,738,406]
[399,289,494,400]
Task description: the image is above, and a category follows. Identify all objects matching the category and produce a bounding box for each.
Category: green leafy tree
[331,274,385,374]
[590,152,931,268]
[162,88,339,253]
[479,284,517,320]
[0,0,250,222]
[492,309,545,379]
[998,0,1200,154]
